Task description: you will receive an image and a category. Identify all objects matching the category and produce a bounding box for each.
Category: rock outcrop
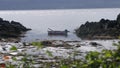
[75,14,120,39]
[0,18,31,38]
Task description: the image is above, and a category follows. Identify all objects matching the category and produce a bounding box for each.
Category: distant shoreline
[0,8,119,11]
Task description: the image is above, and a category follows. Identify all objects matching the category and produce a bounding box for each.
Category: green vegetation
[10,46,17,51]
[79,42,120,68]
[31,42,43,48]
[46,50,53,57]
[54,41,120,68]
[5,41,120,68]
[21,55,34,68]
[6,54,33,68]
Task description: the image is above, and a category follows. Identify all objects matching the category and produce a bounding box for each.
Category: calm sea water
[0,8,120,42]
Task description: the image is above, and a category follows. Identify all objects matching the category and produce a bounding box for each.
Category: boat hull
[48,31,68,36]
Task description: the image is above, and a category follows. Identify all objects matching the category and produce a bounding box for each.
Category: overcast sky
[0,0,120,10]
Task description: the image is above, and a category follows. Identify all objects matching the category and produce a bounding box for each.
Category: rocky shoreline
[0,13,119,67]
[75,14,120,39]
[0,17,31,40]
[0,39,118,67]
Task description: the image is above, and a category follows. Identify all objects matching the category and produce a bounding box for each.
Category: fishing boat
[48,28,69,36]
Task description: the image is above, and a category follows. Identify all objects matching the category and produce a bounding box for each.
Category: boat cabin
[48,28,69,36]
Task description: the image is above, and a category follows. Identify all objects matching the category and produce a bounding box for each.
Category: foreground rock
[0,40,118,68]
[75,14,120,39]
[40,40,70,47]
[0,18,31,39]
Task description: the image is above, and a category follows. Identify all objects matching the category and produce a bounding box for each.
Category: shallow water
[0,8,120,42]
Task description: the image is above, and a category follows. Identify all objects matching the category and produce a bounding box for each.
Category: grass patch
[10,46,17,51]
[31,42,43,49]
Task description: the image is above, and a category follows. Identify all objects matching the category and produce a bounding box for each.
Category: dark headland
[75,14,120,39]
[0,18,31,41]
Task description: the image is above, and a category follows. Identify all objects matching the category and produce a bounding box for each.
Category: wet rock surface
[0,40,118,68]
[90,42,102,47]
[40,40,70,48]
